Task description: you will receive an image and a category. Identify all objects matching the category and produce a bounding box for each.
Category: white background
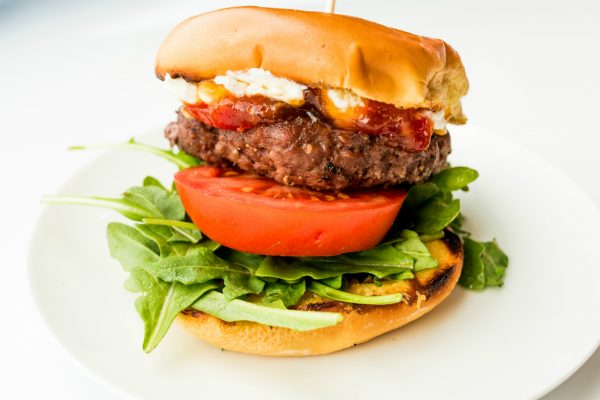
[0,0,598,398]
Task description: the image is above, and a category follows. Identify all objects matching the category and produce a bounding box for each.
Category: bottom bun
[177,231,463,356]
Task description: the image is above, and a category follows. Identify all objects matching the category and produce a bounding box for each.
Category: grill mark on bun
[442,230,464,256]
[420,265,457,299]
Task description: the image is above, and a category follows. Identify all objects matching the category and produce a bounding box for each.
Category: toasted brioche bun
[177,232,463,356]
[156,7,468,123]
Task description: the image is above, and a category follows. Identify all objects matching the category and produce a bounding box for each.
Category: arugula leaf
[388,270,415,280]
[399,167,478,234]
[458,238,509,290]
[402,182,440,210]
[43,181,187,223]
[167,227,202,243]
[410,196,461,234]
[429,167,479,191]
[42,195,155,221]
[256,257,411,281]
[393,230,438,272]
[418,231,445,242]
[127,268,218,352]
[107,223,159,270]
[143,176,167,190]
[221,250,264,271]
[310,244,414,268]
[70,138,202,170]
[449,213,471,236]
[191,290,342,331]
[255,231,435,283]
[309,281,403,305]
[261,299,287,309]
[148,248,265,300]
[141,218,201,242]
[262,280,306,307]
[136,224,173,256]
[221,272,265,300]
[319,275,344,289]
[392,166,509,290]
[481,241,509,287]
[124,186,185,221]
[446,211,510,290]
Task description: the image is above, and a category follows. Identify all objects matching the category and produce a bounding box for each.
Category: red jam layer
[183,90,436,152]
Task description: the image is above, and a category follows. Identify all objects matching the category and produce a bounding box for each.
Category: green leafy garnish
[130,270,218,353]
[309,244,415,269]
[393,230,439,271]
[319,275,344,289]
[399,166,478,233]
[107,223,160,270]
[148,249,265,300]
[418,231,445,242]
[308,281,403,305]
[70,138,202,170]
[93,180,436,350]
[140,221,202,244]
[397,167,509,289]
[429,167,479,191]
[262,280,306,307]
[389,270,415,280]
[256,254,412,281]
[42,195,156,221]
[43,183,185,222]
[458,238,509,290]
[191,291,342,331]
[411,197,461,234]
[449,212,509,289]
[44,141,510,352]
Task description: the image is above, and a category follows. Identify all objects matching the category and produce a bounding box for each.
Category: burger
[156,6,467,355]
[46,6,508,357]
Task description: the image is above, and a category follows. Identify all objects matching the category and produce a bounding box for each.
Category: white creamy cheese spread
[424,110,447,131]
[164,69,447,131]
[325,88,365,110]
[163,74,198,104]
[214,68,307,105]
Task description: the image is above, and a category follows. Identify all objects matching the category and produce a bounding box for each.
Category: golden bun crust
[177,232,463,356]
[156,7,468,123]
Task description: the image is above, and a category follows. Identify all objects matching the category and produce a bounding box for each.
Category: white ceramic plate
[29,125,600,400]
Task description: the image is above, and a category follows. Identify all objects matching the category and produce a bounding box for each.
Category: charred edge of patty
[165,110,451,192]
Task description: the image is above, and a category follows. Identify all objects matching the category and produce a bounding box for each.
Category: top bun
[156,7,468,123]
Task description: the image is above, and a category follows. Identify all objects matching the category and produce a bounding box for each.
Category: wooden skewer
[326,0,336,14]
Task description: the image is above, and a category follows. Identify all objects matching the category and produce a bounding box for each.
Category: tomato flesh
[175,167,407,256]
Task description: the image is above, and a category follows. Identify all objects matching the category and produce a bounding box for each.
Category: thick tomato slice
[175,167,406,256]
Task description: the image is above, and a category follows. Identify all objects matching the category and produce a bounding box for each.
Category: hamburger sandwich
[44,6,508,356]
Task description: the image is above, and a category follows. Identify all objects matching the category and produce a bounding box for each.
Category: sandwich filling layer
[165,69,447,153]
[165,110,450,191]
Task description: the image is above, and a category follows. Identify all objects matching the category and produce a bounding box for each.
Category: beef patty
[165,110,451,191]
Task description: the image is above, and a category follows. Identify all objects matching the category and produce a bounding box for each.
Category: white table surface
[1,0,598,398]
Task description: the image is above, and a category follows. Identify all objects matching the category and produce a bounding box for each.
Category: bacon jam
[182,81,443,152]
